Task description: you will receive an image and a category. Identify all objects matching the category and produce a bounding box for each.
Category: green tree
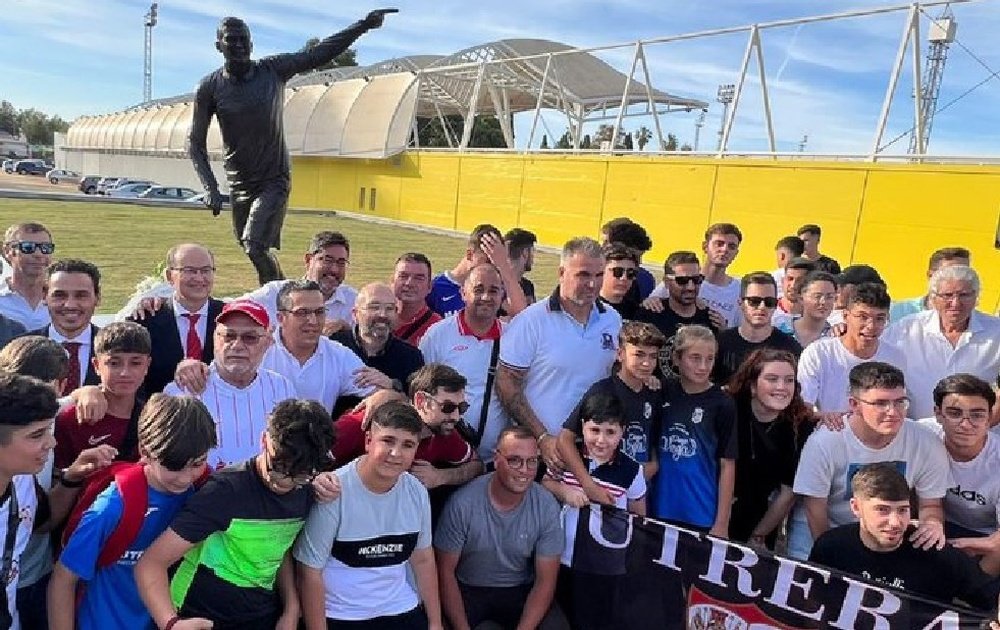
[555,131,572,149]
[0,101,17,136]
[680,143,693,151]
[299,38,358,72]
[540,134,548,149]
[581,134,592,149]
[635,126,652,151]
[622,132,634,150]
[662,133,679,151]
[416,114,507,148]
[17,108,68,145]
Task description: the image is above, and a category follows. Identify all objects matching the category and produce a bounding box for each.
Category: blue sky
[3,0,999,155]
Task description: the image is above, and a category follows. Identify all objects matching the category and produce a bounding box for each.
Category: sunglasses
[743,296,778,308]
[264,449,316,488]
[10,241,55,255]
[427,396,470,415]
[670,274,704,286]
[609,267,638,280]
[217,330,268,346]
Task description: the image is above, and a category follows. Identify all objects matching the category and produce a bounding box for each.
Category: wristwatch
[58,468,84,488]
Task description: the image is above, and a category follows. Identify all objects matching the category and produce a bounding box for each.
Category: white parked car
[107,182,154,198]
[139,186,199,202]
[45,169,80,185]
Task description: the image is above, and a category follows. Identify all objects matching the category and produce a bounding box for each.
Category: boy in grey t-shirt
[434,426,568,630]
[293,402,442,629]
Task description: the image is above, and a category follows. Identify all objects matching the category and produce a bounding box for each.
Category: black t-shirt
[730,397,812,542]
[711,327,802,386]
[519,277,536,304]
[598,297,638,321]
[330,329,425,416]
[635,300,716,341]
[563,375,662,464]
[810,524,1000,610]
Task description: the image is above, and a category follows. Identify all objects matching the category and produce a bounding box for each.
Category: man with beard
[505,228,538,304]
[420,264,509,459]
[189,12,393,285]
[435,426,567,630]
[809,463,998,610]
[243,231,357,335]
[698,223,744,328]
[29,260,102,396]
[0,222,53,331]
[164,299,296,470]
[392,253,442,346]
[330,283,424,415]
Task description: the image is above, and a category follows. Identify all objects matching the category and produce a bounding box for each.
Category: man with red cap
[165,299,295,469]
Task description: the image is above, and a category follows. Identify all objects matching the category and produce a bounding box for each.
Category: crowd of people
[0,216,997,630]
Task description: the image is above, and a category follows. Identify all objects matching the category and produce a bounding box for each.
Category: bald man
[330,282,425,416]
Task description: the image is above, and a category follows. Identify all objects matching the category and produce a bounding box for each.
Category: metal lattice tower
[143,3,158,103]
[909,10,955,154]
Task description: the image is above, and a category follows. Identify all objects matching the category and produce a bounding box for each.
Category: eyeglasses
[504,455,541,470]
[280,307,326,320]
[426,395,470,415]
[856,397,910,413]
[669,274,705,286]
[312,255,350,267]
[170,266,216,277]
[264,449,316,488]
[940,407,991,425]
[804,292,837,303]
[217,330,267,346]
[933,291,976,303]
[743,296,778,309]
[362,303,398,315]
[848,312,889,327]
[9,241,55,255]
[609,267,638,280]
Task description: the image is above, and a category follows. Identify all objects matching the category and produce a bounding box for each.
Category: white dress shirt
[0,280,49,330]
[173,297,209,357]
[49,324,95,387]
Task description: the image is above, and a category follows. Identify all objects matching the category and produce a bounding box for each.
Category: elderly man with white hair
[882,265,1000,418]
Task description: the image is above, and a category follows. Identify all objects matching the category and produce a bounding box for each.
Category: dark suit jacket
[25,324,101,387]
[130,298,224,395]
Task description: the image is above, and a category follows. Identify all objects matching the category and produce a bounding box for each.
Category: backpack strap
[397,308,435,344]
[96,465,148,568]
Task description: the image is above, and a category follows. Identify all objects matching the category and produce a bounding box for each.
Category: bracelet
[58,469,84,488]
[163,615,181,630]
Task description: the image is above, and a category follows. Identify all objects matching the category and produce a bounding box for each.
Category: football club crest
[691,407,704,424]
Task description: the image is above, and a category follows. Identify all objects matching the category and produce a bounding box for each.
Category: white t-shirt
[797,337,908,412]
[164,365,296,469]
[882,310,1000,419]
[793,419,951,528]
[1,475,41,630]
[242,280,358,326]
[917,418,1000,535]
[261,336,372,413]
[499,295,621,435]
[698,277,741,328]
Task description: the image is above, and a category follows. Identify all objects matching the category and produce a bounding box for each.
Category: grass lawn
[0,199,560,309]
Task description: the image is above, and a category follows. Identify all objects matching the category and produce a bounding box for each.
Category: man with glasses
[789,362,950,560]
[165,299,295,470]
[435,426,568,630]
[132,243,224,395]
[598,243,640,319]
[0,222,54,330]
[882,265,1000,419]
[890,247,971,323]
[712,272,801,385]
[242,231,358,335]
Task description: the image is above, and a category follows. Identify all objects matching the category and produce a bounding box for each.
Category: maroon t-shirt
[332,408,473,468]
[53,403,139,468]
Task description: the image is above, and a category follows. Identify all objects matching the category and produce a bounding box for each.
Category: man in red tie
[25,259,103,395]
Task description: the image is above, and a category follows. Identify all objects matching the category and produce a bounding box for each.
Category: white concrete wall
[61,151,228,192]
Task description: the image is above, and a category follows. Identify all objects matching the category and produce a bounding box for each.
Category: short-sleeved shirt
[427,272,464,317]
[711,327,802,386]
[261,335,373,413]
[332,409,473,469]
[330,328,424,394]
[519,277,537,304]
[434,474,563,588]
[562,375,661,464]
[241,281,357,327]
[889,296,927,323]
[0,280,49,330]
[918,419,1000,535]
[394,305,443,347]
[649,381,738,528]
[293,458,431,621]
[792,420,951,528]
[796,337,908,412]
[60,481,194,630]
[170,460,314,623]
[810,524,1000,610]
[164,366,296,470]
[53,401,143,468]
[498,290,621,436]
[698,278,742,328]
[634,301,716,346]
[1,475,42,630]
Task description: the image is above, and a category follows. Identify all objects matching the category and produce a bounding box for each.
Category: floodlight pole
[143,3,158,104]
[715,84,735,153]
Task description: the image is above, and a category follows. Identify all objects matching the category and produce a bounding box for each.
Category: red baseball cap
[216,299,270,328]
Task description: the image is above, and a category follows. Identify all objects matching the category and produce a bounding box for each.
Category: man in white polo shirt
[496,237,621,471]
[420,263,509,459]
[882,265,1000,419]
[165,299,295,470]
[242,231,358,335]
[0,222,54,330]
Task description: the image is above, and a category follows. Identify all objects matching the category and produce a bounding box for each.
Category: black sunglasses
[610,267,638,280]
[670,274,704,286]
[743,296,778,308]
[10,241,55,255]
[428,396,470,415]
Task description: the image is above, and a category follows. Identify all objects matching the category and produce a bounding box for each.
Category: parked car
[107,178,156,192]
[186,191,232,208]
[2,159,18,173]
[15,161,52,176]
[138,186,199,201]
[107,182,154,198]
[95,177,123,194]
[78,175,102,194]
[45,169,79,185]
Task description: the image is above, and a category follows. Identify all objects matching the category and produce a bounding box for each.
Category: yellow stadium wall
[290,152,1000,312]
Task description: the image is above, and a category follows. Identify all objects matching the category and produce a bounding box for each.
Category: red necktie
[62,342,81,395]
[183,313,202,360]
